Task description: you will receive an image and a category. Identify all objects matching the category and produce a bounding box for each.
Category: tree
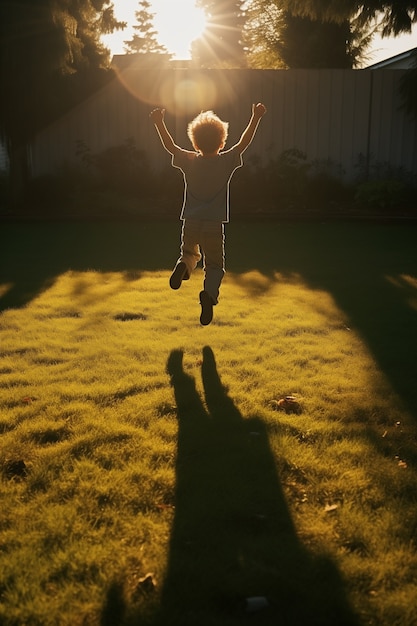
[275,12,370,68]
[193,0,247,67]
[124,0,170,55]
[281,14,351,68]
[0,0,124,207]
[243,0,286,68]
[275,0,417,36]
[244,0,375,68]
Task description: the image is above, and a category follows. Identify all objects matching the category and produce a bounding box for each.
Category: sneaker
[199,290,214,325]
[170,262,187,290]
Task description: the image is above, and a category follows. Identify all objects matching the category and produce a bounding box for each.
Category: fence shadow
[134,346,359,626]
[227,221,417,425]
[0,221,177,312]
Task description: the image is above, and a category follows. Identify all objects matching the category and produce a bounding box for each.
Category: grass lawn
[1,219,417,626]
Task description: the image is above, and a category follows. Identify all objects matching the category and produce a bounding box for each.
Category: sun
[102,0,207,59]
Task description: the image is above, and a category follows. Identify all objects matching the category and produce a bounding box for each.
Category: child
[150,102,266,325]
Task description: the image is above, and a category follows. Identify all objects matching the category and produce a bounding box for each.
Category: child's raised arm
[233,103,267,154]
[150,108,178,155]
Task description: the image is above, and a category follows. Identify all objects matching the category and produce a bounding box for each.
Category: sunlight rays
[193,16,246,67]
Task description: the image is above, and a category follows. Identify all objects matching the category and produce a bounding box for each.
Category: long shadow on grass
[138,346,359,626]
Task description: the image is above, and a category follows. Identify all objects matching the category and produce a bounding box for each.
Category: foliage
[0,0,125,206]
[275,0,417,36]
[265,148,311,205]
[277,12,355,68]
[21,142,416,217]
[355,179,413,209]
[21,139,155,216]
[243,0,286,68]
[0,0,123,141]
[86,138,152,195]
[354,179,401,209]
[231,148,417,215]
[238,149,416,214]
[353,155,417,210]
[244,0,378,68]
[1,221,417,625]
[229,148,309,213]
[124,0,170,56]
[193,0,247,67]
[305,158,353,208]
[244,0,416,69]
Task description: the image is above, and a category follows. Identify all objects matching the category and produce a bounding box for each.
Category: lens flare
[114,67,240,115]
[165,76,218,114]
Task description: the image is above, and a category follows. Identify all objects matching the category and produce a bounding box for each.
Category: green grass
[1,220,417,626]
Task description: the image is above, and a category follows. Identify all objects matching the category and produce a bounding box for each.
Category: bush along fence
[17,139,417,218]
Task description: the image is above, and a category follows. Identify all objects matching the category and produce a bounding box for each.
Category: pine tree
[124,0,169,55]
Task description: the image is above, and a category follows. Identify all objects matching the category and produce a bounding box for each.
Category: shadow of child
[153,347,359,626]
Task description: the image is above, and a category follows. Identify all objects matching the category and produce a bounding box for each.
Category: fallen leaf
[324,503,339,512]
[271,396,302,415]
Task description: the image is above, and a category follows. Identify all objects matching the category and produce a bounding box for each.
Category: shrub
[265,148,310,208]
[93,138,152,195]
[76,138,153,197]
[355,179,411,210]
[234,150,351,214]
[305,158,352,210]
[353,156,417,211]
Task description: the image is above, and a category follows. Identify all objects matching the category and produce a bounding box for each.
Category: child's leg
[200,222,225,305]
[179,220,202,275]
[170,221,201,289]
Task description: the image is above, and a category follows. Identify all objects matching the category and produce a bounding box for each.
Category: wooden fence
[30,68,417,181]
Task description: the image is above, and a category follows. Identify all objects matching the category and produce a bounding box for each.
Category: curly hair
[187,111,229,154]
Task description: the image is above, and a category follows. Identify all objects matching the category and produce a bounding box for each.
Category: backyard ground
[0,219,417,625]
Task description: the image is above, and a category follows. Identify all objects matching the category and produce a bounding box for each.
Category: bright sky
[365,28,417,66]
[102,0,417,64]
[102,0,207,59]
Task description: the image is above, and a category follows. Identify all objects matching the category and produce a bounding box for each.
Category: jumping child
[150,102,266,325]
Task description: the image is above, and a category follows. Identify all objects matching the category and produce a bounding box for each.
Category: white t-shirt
[172,146,243,223]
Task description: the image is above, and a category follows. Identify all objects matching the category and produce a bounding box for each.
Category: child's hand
[252,103,267,119]
[150,108,165,124]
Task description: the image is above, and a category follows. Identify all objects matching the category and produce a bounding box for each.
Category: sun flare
[102,0,207,59]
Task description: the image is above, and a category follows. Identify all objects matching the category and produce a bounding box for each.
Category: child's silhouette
[150,103,266,325]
